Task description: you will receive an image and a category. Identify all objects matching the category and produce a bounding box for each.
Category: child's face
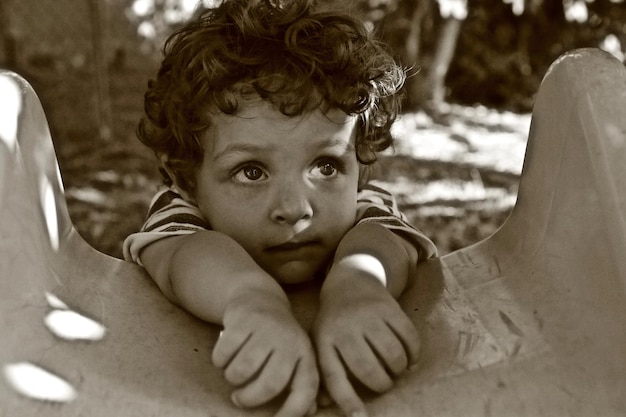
[194,101,360,284]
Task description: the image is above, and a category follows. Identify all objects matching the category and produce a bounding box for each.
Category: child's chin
[270,261,322,285]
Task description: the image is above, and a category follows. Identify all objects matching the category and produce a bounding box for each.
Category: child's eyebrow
[213,138,355,162]
[313,138,355,153]
[212,143,273,162]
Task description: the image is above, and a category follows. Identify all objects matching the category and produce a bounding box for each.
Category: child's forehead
[201,99,358,155]
[208,99,358,132]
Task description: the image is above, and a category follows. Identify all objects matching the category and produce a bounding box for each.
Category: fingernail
[230,393,242,408]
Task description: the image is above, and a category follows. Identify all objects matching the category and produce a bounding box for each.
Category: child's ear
[158,154,195,202]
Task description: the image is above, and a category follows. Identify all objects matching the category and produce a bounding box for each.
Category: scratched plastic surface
[1,48,625,416]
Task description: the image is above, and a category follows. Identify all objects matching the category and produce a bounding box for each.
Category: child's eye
[233,164,268,183]
[311,159,341,178]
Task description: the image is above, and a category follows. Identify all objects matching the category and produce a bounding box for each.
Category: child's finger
[318,343,369,417]
[386,315,421,366]
[211,327,251,369]
[231,351,293,408]
[223,336,272,386]
[338,337,393,393]
[275,355,319,417]
[364,325,409,377]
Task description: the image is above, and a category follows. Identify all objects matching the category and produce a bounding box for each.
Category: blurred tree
[374,0,468,114]
[125,0,626,112]
[420,0,466,114]
[446,0,625,111]
[0,0,18,70]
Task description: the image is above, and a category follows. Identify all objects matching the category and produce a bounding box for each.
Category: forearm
[328,222,418,298]
[140,230,289,324]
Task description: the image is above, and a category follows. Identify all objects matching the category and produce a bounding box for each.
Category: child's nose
[269,180,313,226]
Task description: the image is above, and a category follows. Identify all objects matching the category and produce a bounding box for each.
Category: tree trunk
[405,0,430,65]
[425,17,462,114]
[400,0,433,111]
[88,0,113,141]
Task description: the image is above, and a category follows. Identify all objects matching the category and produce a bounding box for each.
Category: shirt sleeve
[356,182,438,261]
[122,186,210,265]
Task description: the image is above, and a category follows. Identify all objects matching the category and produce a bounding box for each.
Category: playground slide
[1,48,625,416]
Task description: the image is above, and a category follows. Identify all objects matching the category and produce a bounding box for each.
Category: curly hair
[139,0,406,194]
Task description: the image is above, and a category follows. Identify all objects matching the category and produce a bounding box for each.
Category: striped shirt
[123,182,437,265]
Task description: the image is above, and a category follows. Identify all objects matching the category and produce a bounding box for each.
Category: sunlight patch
[44,292,107,341]
[3,362,77,403]
[45,292,70,310]
[39,176,59,251]
[0,75,21,151]
[65,187,107,205]
[44,310,106,342]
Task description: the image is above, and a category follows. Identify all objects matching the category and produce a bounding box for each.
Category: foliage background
[0,0,624,258]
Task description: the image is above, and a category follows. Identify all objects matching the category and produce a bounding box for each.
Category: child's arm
[313,222,422,417]
[140,231,319,417]
[356,182,437,261]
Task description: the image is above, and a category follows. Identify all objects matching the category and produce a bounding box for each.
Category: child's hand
[313,259,420,417]
[213,290,319,417]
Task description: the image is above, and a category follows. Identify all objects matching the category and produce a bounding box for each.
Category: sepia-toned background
[1,0,624,257]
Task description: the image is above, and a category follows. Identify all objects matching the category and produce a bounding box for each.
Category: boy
[123,1,437,416]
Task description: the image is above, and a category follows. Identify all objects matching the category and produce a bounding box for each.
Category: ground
[28,62,529,259]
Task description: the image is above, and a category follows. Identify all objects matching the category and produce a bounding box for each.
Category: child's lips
[265,240,324,258]
[266,240,321,252]
[262,240,329,283]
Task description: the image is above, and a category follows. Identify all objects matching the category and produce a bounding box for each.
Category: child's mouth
[261,240,331,283]
[266,240,322,253]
